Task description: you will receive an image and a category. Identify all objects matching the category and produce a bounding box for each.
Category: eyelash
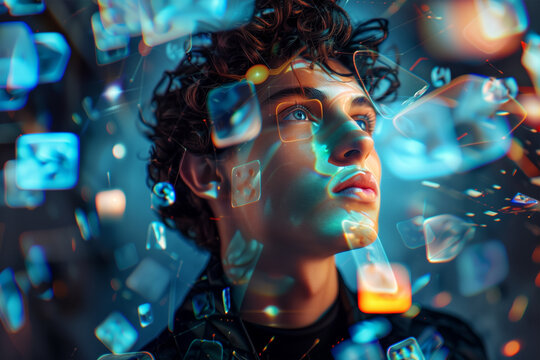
[280,105,318,122]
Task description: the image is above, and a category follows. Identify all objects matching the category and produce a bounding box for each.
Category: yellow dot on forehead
[246,64,270,85]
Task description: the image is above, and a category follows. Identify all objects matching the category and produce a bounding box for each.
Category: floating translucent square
[0,22,38,91]
[146,221,167,250]
[208,80,262,148]
[184,339,223,360]
[98,0,141,36]
[332,339,384,360]
[0,268,26,333]
[114,243,139,271]
[92,12,130,51]
[95,189,126,220]
[15,132,79,190]
[351,237,397,294]
[3,160,44,208]
[424,214,475,263]
[97,352,155,360]
[192,292,215,319]
[24,245,51,288]
[349,317,391,344]
[457,240,508,296]
[137,303,153,328]
[417,327,444,359]
[475,0,528,40]
[96,46,129,65]
[95,311,138,354]
[33,33,71,84]
[387,337,425,360]
[4,0,44,15]
[231,160,261,208]
[151,182,175,209]
[396,216,427,249]
[126,258,170,302]
[358,263,411,314]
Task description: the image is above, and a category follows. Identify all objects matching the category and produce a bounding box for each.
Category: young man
[143,1,487,358]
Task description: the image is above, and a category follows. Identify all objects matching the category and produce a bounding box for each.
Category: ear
[180,152,222,200]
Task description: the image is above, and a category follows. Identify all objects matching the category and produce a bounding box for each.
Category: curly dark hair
[145,0,389,255]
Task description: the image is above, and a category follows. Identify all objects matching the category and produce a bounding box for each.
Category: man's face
[215,58,382,259]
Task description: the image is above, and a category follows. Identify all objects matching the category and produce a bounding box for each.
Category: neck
[236,255,339,328]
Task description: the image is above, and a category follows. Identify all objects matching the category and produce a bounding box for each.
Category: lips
[332,169,379,202]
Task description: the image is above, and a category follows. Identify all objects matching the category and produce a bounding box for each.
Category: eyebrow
[264,87,327,104]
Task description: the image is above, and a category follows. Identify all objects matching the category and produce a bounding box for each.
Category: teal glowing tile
[184,339,223,360]
[387,337,425,360]
[222,287,231,314]
[0,22,38,91]
[231,160,261,208]
[33,33,71,84]
[125,258,170,302]
[0,88,29,111]
[114,243,139,271]
[457,240,508,296]
[91,12,129,51]
[208,80,262,148]
[95,312,138,354]
[97,352,155,360]
[0,268,26,333]
[146,221,167,250]
[3,160,44,208]
[151,182,176,209]
[349,317,392,344]
[423,214,475,263]
[137,303,153,328]
[411,273,431,295]
[332,339,384,360]
[15,132,79,190]
[97,0,141,36]
[430,66,451,88]
[24,245,51,288]
[192,292,215,319]
[396,216,426,249]
[4,0,44,15]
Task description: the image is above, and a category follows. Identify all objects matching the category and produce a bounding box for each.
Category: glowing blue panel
[349,317,392,344]
[3,160,44,208]
[114,243,139,271]
[457,240,508,296]
[417,327,444,359]
[184,339,223,360]
[0,22,38,91]
[511,192,538,206]
[151,182,175,209]
[24,245,51,288]
[137,303,153,328]
[96,46,129,65]
[98,0,141,36]
[33,33,71,84]
[4,0,44,16]
[0,268,26,333]
[411,273,431,295]
[222,287,231,314]
[192,292,215,319]
[396,216,427,249]
[208,80,262,148]
[387,337,425,360]
[91,12,130,51]
[231,160,261,208]
[125,258,170,302]
[146,221,167,250]
[15,132,79,190]
[423,214,475,263]
[95,312,138,354]
[332,339,384,360]
[97,352,155,360]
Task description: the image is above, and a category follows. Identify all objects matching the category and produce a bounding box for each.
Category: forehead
[259,57,366,101]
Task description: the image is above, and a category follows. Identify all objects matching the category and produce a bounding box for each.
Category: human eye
[280,105,316,122]
[351,113,376,134]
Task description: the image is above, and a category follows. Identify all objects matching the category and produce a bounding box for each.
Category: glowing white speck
[112,143,126,159]
[104,84,122,102]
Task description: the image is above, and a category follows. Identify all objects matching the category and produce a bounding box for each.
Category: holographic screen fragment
[33,33,71,84]
[4,0,44,16]
[457,240,508,296]
[184,339,224,360]
[98,0,141,36]
[475,0,528,40]
[92,12,130,51]
[137,303,153,328]
[423,214,476,263]
[349,317,392,344]
[139,0,254,47]
[384,75,526,179]
[24,245,51,289]
[208,80,262,148]
[387,337,425,360]
[151,182,175,209]
[146,221,167,250]
[95,312,138,354]
[353,49,429,120]
[3,160,44,208]
[332,339,385,360]
[231,160,261,208]
[97,352,155,360]
[15,132,79,190]
[396,216,428,249]
[417,327,444,360]
[126,258,170,302]
[96,46,129,65]
[0,22,37,111]
[511,192,538,207]
[192,292,215,319]
[0,268,26,333]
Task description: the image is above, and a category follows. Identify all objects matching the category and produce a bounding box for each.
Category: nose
[327,120,375,166]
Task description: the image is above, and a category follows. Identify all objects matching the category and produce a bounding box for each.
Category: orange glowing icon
[358,263,412,314]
